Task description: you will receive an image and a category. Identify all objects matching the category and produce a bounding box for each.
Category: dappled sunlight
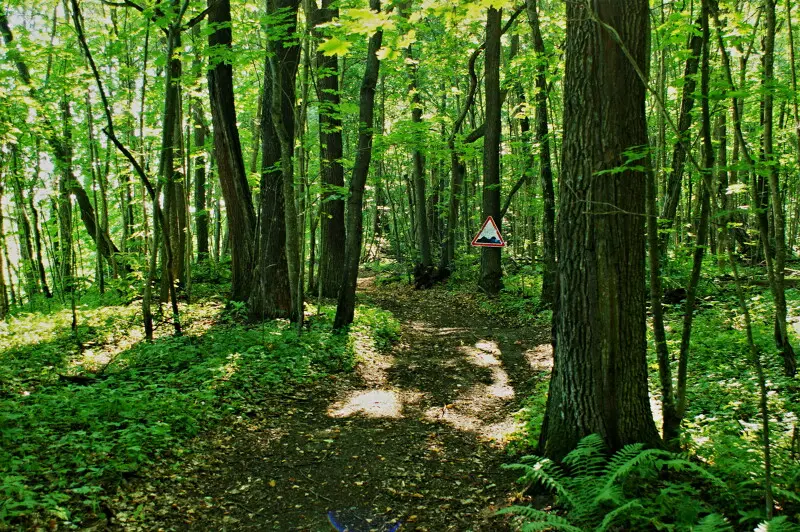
[423,406,522,443]
[524,343,553,371]
[418,338,519,442]
[328,388,424,419]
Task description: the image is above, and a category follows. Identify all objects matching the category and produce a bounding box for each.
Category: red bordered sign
[471,216,506,247]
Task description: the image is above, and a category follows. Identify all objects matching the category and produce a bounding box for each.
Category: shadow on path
[111,279,551,531]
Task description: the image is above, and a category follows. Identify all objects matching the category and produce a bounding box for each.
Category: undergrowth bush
[0,300,399,527]
[499,435,798,532]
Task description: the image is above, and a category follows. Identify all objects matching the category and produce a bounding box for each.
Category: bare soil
[107,276,551,531]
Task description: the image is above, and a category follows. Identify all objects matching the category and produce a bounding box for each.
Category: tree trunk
[659,10,703,253]
[334,0,382,329]
[0,175,9,318]
[207,0,257,302]
[409,56,432,273]
[192,25,209,263]
[526,0,556,308]
[763,0,797,376]
[309,0,346,298]
[479,7,502,296]
[267,0,303,324]
[248,0,292,321]
[541,0,660,460]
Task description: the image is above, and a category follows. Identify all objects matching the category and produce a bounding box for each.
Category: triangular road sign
[471,216,506,247]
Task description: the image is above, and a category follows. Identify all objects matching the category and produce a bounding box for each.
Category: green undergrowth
[0,293,399,527]
[646,280,800,527]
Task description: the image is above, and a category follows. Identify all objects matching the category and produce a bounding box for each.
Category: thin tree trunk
[308,0,346,298]
[660,9,703,252]
[334,0,382,330]
[763,0,796,376]
[526,0,556,308]
[267,0,303,324]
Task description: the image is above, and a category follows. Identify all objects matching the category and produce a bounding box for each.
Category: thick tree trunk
[207,0,257,302]
[541,0,660,460]
[248,0,292,321]
[334,0,382,330]
[479,8,502,296]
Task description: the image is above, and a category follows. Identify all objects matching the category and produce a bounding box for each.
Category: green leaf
[318,37,352,57]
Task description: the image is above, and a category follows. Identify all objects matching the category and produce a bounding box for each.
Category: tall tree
[334,0,383,329]
[308,0,346,298]
[525,0,556,308]
[479,6,502,296]
[207,0,257,302]
[761,0,796,377]
[540,0,660,460]
[267,0,303,323]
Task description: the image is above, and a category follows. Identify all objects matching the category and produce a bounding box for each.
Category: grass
[0,288,400,527]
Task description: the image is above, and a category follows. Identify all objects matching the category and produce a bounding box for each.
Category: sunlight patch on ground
[421,339,519,442]
[328,388,423,419]
[524,344,553,371]
[424,406,522,443]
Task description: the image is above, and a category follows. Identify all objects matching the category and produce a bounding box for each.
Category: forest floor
[105,274,552,531]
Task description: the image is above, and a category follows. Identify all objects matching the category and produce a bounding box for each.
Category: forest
[2,0,800,529]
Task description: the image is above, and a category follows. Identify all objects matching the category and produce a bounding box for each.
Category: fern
[692,513,732,532]
[499,434,738,532]
[496,506,583,532]
[755,516,800,532]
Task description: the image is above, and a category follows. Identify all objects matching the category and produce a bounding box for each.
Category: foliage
[499,434,799,532]
[0,296,400,526]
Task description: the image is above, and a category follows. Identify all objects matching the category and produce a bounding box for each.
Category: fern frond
[595,498,643,532]
[496,506,583,532]
[692,513,732,532]
[521,518,584,532]
[754,516,800,532]
[658,458,728,491]
[564,434,607,478]
[774,486,800,505]
[503,460,576,509]
[602,448,670,491]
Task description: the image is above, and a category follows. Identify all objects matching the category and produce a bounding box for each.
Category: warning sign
[471,216,506,247]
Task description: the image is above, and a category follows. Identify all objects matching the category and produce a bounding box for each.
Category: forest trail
[110,276,551,531]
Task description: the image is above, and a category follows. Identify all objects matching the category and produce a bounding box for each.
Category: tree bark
[762,0,796,376]
[334,0,382,329]
[248,0,292,321]
[541,0,661,460]
[308,0,346,298]
[267,0,303,324]
[479,7,502,296]
[526,0,555,308]
[192,25,209,263]
[207,0,257,302]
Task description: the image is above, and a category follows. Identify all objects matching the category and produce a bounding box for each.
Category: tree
[525,0,555,308]
[540,0,660,460]
[478,6,502,296]
[308,0,346,299]
[207,0,257,303]
[334,0,383,330]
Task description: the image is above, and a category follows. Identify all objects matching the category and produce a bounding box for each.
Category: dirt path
[110,278,551,531]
